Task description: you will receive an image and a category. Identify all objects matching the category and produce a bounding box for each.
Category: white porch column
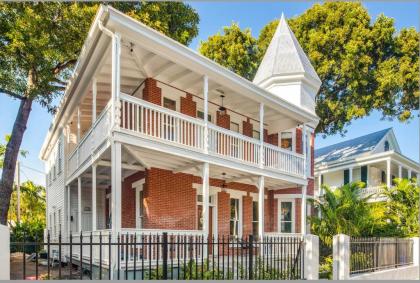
[386,159,391,188]
[77,106,81,143]
[302,124,307,178]
[259,103,264,168]
[258,176,265,240]
[77,177,82,232]
[92,164,97,231]
[348,167,353,183]
[111,142,122,233]
[92,77,97,123]
[202,163,210,235]
[203,75,209,154]
[301,185,307,235]
[318,174,322,196]
[408,169,412,179]
[67,186,71,235]
[111,33,121,129]
[398,165,402,179]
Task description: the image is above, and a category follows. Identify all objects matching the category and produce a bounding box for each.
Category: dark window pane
[281,202,292,221]
[281,222,292,233]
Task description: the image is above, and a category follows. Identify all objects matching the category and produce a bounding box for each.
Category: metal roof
[253,13,321,86]
[315,128,393,164]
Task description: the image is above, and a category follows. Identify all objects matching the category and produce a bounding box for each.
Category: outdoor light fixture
[221,172,227,189]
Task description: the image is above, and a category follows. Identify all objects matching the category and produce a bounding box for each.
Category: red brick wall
[180,93,197,117]
[143,168,196,229]
[217,191,230,236]
[263,129,268,143]
[242,118,253,137]
[121,171,146,228]
[267,133,279,146]
[143,78,162,105]
[242,195,253,236]
[216,111,230,129]
[296,127,302,154]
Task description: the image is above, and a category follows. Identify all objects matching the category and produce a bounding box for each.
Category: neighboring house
[40,5,320,248]
[314,128,420,201]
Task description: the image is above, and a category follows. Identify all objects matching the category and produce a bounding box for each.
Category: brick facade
[217,191,230,236]
[216,111,230,129]
[121,171,146,228]
[143,78,162,105]
[242,118,253,137]
[295,127,302,154]
[180,93,197,117]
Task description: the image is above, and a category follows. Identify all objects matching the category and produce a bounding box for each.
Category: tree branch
[0,88,25,100]
[52,59,77,75]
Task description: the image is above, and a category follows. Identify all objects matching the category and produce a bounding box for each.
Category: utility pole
[16,160,21,224]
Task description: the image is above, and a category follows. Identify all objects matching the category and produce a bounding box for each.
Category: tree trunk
[0,98,32,225]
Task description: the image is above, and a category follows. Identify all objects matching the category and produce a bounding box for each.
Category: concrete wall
[0,225,10,280]
[350,265,419,280]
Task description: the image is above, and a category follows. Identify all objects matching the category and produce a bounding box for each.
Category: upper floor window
[230,122,239,133]
[163,97,176,111]
[384,140,390,151]
[252,130,260,140]
[197,110,212,122]
[281,132,293,151]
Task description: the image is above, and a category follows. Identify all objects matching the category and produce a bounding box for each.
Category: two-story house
[40,5,320,248]
[315,128,419,201]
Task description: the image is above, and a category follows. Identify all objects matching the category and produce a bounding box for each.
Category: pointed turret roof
[253,13,321,86]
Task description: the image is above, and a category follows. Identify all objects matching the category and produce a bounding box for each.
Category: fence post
[333,234,350,280]
[248,234,253,280]
[162,232,168,280]
[0,225,9,280]
[412,237,419,279]
[303,234,319,279]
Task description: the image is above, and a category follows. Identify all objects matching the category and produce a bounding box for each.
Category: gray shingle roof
[315,128,392,164]
[253,13,321,86]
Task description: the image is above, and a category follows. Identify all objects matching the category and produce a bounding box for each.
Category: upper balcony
[53,14,316,184]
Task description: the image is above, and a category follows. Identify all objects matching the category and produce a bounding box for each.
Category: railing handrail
[263,142,304,159]
[208,123,261,145]
[67,100,112,160]
[120,92,205,127]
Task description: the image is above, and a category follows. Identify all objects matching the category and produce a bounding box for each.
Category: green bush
[10,221,45,254]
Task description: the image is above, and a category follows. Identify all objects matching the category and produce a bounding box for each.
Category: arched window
[384,140,390,151]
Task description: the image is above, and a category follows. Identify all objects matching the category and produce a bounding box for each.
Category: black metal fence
[350,237,413,275]
[10,231,305,280]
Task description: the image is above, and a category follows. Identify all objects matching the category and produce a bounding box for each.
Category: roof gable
[315,128,394,164]
[253,13,321,86]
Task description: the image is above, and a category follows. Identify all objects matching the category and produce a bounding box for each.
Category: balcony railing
[67,102,112,178]
[67,94,305,178]
[119,93,305,177]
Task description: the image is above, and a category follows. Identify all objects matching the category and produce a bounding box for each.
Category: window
[279,201,294,233]
[252,130,260,140]
[230,199,240,237]
[344,169,350,184]
[384,140,390,151]
[163,97,176,111]
[197,110,212,122]
[361,166,368,186]
[252,201,259,236]
[281,132,293,151]
[58,209,62,233]
[230,122,239,133]
[138,190,144,228]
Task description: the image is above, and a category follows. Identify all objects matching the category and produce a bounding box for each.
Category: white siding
[323,170,343,188]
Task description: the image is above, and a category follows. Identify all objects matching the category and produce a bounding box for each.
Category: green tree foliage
[8,181,46,226]
[309,182,375,246]
[199,23,258,80]
[0,2,199,225]
[200,2,419,135]
[378,178,419,237]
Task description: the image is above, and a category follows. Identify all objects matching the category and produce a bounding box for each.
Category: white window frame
[277,199,295,233]
[133,179,145,229]
[280,128,296,152]
[197,109,212,122]
[229,194,243,238]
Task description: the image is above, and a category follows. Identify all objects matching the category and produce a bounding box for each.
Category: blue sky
[0,1,418,185]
